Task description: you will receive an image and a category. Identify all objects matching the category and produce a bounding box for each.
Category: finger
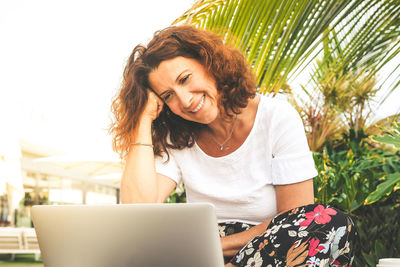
[147,91,159,107]
[156,98,164,108]
[147,90,164,115]
[149,90,164,103]
[148,90,158,100]
[157,101,164,114]
[154,94,163,107]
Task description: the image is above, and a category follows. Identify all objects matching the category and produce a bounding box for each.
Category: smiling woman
[109,25,357,266]
[110,25,256,158]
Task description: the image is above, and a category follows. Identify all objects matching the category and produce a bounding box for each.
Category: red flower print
[300,205,337,227]
[308,238,324,256]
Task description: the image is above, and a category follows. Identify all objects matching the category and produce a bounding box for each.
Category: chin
[201,113,219,125]
[173,108,218,125]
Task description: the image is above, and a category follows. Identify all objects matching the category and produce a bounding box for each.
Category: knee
[300,204,357,263]
[271,203,353,227]
[302,204,356,234]
[273,204,358,245]
[301,204,355,229]
[323,206,358,263]
[327,206,357,241]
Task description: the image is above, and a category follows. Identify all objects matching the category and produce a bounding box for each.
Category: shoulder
[259,93,296,109]
[257,94,300,124]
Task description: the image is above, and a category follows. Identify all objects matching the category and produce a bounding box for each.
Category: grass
[0,254,43,266]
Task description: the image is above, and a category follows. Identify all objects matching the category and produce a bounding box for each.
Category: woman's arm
[221,179,314,257]
[120,91,177,204]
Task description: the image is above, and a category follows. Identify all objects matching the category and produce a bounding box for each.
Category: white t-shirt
[155,94,317,225]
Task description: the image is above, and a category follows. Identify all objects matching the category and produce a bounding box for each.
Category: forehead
[151,56,200,78]
[148,56,202,90]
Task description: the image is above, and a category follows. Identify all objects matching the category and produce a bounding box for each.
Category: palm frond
[174,0,357,94]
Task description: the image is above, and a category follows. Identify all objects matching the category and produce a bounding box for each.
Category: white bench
[0,228,41,261]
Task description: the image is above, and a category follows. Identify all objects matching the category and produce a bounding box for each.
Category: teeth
[192,95,205,113]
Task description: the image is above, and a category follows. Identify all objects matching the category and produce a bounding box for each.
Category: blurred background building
[1,136,121,228]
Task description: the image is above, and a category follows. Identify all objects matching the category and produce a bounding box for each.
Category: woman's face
[149,56,220,124]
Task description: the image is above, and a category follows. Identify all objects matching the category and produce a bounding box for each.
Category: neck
[207,114,238,140]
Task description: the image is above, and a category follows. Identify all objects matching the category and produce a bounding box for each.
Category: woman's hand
[142,90,164,122]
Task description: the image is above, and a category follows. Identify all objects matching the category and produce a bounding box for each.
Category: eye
[179,74,191,84]
[162,91,174,102]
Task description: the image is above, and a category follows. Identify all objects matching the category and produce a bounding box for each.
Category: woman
[110,25,356,266]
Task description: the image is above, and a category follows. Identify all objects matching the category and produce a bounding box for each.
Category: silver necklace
[209,115,238,151]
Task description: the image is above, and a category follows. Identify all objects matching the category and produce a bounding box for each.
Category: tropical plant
[373,121,400,149]
[365,121,400,204]
[313,129,393,212]
[165,182,186,203]
[294,16,400,150]
[353,196,400,266]
[294,31,381,151]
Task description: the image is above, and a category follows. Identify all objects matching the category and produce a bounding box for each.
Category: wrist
[133,117,153,144]
[131,142,153,148]
[221,235,233,251]
[140,114,155,124]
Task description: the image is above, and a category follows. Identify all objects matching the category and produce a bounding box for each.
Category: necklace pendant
[219,145,230,151]
[210,114,238,152]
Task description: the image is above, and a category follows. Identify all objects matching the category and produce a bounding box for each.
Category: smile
[191,95,205,113]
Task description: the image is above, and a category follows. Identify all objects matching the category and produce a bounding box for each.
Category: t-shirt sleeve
[155,151,182,184]
[270,100,318,185]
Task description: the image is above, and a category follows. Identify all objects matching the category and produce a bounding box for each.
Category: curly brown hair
[110,25,257,159]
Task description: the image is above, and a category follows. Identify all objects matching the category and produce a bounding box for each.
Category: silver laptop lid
[31,203,224,267]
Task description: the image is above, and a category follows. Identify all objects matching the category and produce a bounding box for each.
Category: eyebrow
[159,90,169,98]
[175,68,189,83]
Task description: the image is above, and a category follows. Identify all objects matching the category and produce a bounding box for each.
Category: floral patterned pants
[218,204,357,267]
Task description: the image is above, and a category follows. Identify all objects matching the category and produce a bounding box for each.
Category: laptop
[31,203,225,267]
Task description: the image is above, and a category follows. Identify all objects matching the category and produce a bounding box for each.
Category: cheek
[166,103,181,116]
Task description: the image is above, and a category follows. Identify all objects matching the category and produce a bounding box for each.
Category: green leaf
[362,251,376,267]
[373,122,400,149]
[373,135,400,149]
[375,240,386,260]
[365,173,400,205]
[350,200,361,212]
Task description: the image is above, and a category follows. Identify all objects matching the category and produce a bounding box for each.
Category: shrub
[313,128,400,266]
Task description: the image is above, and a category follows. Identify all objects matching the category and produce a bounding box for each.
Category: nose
[175,89,193,109]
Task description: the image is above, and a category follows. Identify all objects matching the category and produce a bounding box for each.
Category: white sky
[1,0,399,158]
[0,0,194,157]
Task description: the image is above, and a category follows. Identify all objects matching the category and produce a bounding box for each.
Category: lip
[190,94,205,113]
